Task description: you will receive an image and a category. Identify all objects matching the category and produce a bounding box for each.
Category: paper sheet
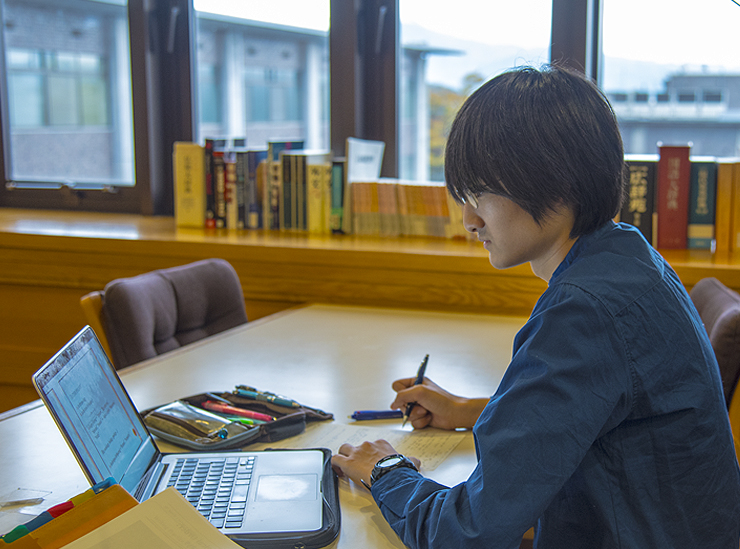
[62,488,240,549]
[249,421,468,471]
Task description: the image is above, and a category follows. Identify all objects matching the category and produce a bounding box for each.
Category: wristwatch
[370,454,418,486]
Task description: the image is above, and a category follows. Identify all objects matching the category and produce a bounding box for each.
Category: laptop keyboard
[167,455,256,529]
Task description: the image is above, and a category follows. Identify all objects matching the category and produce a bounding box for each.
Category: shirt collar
[549,221,617,284]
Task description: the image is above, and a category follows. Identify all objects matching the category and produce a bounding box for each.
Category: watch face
[379,456,404,468]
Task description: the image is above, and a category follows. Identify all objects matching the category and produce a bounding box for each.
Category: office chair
[689,277,740,463]
[88,258,248,370]
[79,290,113,360]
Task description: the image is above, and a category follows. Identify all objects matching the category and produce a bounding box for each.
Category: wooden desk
[0,304,529,548]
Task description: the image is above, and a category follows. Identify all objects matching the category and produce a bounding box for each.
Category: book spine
[321,164,332,234]
[235,151,248,230]
[307,164,324,234]
[225,152,238,230]
[281,153,292,230]
[297,156,306,231]
[715,161,735,253]
[656,145,691,249]
[329,160,345,233]
[687,161,717,250]
[247,150,267,229]
[265,149,281,231]
[172,142,205,228]
[621,159,656,245]
[213,150,226,229]
[204,139,216,229]
[341,157,352,234]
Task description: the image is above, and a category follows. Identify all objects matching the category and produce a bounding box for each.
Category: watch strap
[370,453,418,486]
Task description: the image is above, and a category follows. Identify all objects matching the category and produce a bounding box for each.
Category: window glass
[602,0,740,157]
[400,0,552,181]
[1,0,135,186]
[8,73,44,127]
[193,0,329,149]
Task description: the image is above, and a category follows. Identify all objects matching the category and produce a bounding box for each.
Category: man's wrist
[370,454,418,486]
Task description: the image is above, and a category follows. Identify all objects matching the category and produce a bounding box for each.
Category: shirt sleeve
[371,283,634,549]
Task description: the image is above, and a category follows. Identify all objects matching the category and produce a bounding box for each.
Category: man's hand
[390,377,489,430]
[332,439,419,489]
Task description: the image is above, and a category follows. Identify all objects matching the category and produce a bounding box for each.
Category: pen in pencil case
[234,385,301,408]
[202,400,275,422]
[223,415,267,425]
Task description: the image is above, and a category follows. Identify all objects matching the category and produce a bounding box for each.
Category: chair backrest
[690,277,740,465]
[689,277,740,409]
[79,290,113,360]
[101,258,248,369]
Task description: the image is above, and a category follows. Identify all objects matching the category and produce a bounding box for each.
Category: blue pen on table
[350,410,404,421]
[234,386,300,408]
[402,354,429,427]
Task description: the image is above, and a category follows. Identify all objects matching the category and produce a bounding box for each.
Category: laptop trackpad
[245,473,321,532]
[256,474,317,501]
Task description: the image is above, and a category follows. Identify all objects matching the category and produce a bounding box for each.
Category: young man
[331,66,740,548]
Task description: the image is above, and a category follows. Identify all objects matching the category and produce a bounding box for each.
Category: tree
[427,72,485,181]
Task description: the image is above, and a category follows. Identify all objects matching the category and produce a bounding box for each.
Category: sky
[193,0,740,89]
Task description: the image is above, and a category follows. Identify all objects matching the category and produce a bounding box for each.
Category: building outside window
[602,0,740,157]
[2,0,134,187]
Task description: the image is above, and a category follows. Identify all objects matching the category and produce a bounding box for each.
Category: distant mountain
[401,22,708,94]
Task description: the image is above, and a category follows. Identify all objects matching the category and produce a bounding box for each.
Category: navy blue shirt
[372,222,740,548]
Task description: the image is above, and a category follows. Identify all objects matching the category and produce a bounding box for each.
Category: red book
[657,144,691,249]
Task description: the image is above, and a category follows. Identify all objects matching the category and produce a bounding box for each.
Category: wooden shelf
[2,207,740,413]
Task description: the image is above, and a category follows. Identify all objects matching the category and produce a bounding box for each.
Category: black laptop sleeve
[228,448,340,549]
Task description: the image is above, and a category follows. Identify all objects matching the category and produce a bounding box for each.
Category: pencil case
[141,387,333,451]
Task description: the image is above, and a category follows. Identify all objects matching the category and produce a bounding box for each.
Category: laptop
[32,326,326,537]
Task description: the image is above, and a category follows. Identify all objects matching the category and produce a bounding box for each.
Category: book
[656,144,691,249]
[245,148,267,229]
[280,150,330,232]
[204,139,216,229]
[621,154,658,245]
[224,151,238,230]
[342,137,385,234]
[212,150,227,229]
[377,179,400,237]
[234,148,248,229]
[307,160,332,234]
[172,142,205,228]
[329,158,346,233]
[715,159,737,254]
[687,157,717,250]
[264,140,304,231]
[61,488,240,549]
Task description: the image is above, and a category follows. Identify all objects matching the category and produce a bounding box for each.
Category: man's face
[461,192,576,280]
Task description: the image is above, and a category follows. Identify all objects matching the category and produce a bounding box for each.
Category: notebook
[32,326,326,538]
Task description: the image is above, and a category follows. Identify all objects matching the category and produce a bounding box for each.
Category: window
[1,0,134,187]
[602,0,740,157]
[0,0,599,214]
[703,90,723,103]
[399,0,552,181]
[193,0,329,149]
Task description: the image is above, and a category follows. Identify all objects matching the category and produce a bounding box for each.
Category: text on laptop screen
[37,333,150,485]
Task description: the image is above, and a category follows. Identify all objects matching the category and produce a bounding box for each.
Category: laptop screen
[33,327,158,494]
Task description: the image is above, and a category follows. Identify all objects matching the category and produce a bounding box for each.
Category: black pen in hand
[402,354,429,427]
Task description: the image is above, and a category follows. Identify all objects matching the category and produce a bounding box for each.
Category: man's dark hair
[445,65,626,238]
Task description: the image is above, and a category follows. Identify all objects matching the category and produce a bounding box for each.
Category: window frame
[0,0,596,214]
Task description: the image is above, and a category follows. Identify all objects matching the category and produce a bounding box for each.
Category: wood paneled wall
[2,208,739,413]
